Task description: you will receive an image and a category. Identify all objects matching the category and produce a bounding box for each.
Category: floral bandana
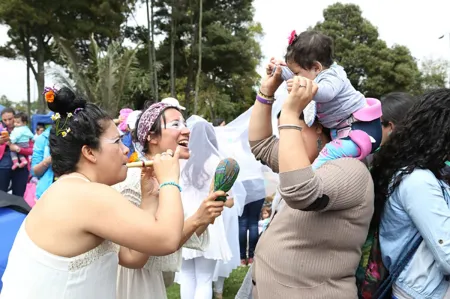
[137,102,178,145]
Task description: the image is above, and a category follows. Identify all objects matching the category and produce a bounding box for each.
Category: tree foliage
[127,0,263,121]
[52,36,142,116]
[312,3,420,98]
[0,0,136,112]
[418,57,449,91]
[0,95,40,115]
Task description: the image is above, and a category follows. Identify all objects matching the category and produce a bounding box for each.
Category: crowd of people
[0,29,449,299]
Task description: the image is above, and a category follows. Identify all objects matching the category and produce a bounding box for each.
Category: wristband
[256,95,274,105]
[278,124,303,131]
[258,89,274,99]
[159,181,182,192]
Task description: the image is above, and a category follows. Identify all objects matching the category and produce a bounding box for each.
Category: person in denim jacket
[371,89,450,298]
[31,127,54,199]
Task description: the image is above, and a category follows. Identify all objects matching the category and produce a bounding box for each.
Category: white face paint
[165,119,187,131]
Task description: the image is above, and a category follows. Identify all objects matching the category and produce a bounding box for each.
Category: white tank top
[1,175,119,298]
[0,223,119,299]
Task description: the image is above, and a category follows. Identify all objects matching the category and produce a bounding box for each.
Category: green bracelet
[159,181,182,192]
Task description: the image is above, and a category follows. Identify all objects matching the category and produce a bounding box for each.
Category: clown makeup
[165,119,187,131]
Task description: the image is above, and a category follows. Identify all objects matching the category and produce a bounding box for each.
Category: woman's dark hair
[14,112,28,124]
[380,92,417,127]
[48,87,112,176]
[132,100,181,154]
[182,121,219,190]
[285,31,334,69]
[371,88,450,227]
[1,107,15,116]
[212,118,225,126]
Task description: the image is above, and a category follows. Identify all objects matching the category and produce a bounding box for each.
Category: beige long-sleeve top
[250,136,374,299]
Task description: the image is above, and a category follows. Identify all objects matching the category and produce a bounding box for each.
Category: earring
[388,131,392,136]
[317,137,323,151]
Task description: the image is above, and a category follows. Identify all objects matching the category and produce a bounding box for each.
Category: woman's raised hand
[283,76,318,115]
[259,57,286,97]
[194,191,227,225]
[140,166,159,197]
[152,146,181,185]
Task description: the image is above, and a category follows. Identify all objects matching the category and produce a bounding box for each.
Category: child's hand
[260,57,285,97]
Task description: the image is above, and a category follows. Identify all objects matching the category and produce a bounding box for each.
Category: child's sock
[11,158,19,170]
[19,157,28,168]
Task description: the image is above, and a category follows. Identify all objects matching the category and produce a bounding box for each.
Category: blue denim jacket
[380,169,450,298]
[31,128,53,199]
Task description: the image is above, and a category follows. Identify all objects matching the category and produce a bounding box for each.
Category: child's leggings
[312,118,382,169]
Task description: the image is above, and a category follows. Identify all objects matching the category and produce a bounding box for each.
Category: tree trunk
[146,0,155,99]
[184,0,197,113]
[36,34,46,113]
[26,58,31,119]
[19,29,32,119]
[170,1,176,97]
[151,0,159,100]
[193,0,203,114]
[206,99,214,121]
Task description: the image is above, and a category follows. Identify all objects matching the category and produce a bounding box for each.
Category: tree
[0,95,13,108]
[313,3,420,98]
[0,0,135,112]
[142,0,263,120]
[193,0,203,114]
[0,95,39,115]
[418,57,449,91]
[53,35,142,116]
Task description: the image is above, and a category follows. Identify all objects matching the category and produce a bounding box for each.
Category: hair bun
[47,87,86,114]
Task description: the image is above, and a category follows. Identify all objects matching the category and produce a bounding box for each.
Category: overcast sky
[1,0,449,102]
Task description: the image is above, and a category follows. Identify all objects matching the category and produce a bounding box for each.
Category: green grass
[166,267,249,299]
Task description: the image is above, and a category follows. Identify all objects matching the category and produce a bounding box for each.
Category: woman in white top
[0,87,226,299]
[177,119,234,299]
[114,102,228,299]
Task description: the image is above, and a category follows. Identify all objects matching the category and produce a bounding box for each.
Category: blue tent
[31,112,54,133]
[0,191,30,292]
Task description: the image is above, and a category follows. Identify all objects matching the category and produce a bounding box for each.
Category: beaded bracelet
[258,89,274,99]
[256,95,274,105]
[159,181,182,192]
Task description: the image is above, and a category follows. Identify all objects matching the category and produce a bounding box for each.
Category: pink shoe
[11,162,19,170]
[19,158,28,168]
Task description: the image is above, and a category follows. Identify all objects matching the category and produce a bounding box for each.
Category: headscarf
[126,110,142,131]
[136,102,179,145]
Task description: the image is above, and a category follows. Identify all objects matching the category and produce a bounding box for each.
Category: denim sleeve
[400,169,450,274]
[313,71,345,103]
[31,136,45,178]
